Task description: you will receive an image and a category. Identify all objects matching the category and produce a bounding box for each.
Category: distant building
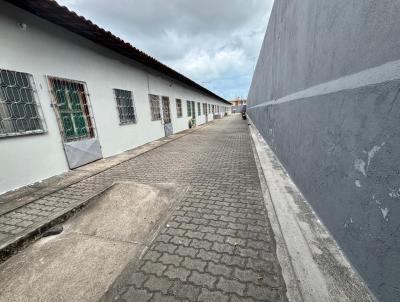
[230,97,247,107]
[230,97,246,113]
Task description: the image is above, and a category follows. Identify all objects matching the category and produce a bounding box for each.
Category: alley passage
[0,116,288,301]
[103,116,288,302]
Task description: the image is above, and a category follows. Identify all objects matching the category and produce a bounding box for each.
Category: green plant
[188,118,196,128]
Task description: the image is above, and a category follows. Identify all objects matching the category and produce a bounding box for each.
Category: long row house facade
[0,0,231,195]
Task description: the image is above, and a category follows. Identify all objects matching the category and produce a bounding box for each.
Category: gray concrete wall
[247,1,400,301]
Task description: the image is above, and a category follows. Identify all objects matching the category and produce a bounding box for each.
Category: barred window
[114,89,136,124]
[208,104,211,114]
[197,102,201,116]
[176,99,182,118]
[203,103,207,115]
[187,100,192,117]
[149,94,161,121]
[192,101,196,116]
[162,96,171,123]
[0,69,45,137]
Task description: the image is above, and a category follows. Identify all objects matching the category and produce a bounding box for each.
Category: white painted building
[0,0,231,195]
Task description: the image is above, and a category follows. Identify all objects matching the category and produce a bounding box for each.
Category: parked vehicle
[241,105,247,120]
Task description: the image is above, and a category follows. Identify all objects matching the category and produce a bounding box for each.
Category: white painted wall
[0,2,229,194]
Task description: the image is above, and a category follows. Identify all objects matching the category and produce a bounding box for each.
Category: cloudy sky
[57,0,274,100]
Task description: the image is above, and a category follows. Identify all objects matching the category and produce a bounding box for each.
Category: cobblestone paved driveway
[101,116,288,302]
[0,116,287,301]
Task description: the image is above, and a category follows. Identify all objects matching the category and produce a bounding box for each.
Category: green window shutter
[55,89,68,110]
[74,112,88,137]
[60,112,75,138]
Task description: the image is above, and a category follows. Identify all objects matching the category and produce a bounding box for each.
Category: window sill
[0,129,47,139]
[119,121,137,126]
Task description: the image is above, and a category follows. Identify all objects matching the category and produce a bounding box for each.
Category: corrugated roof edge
[5,0,230,105]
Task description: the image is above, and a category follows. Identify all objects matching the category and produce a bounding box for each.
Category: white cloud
[56,0,274,99]
[175,48,247,81]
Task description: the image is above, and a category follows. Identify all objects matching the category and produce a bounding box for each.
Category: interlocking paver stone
[170,235,191,247]
[141,261,167,276]
[175,246,198,258]
[198,288,229,302]
[121,288,152,302]
[158,254,184,266]
[163,266,191,282]
[153,242,177,254]
[181,257,207,272]
[142,250,162,261]
[197,249,222,262]
[216,277,246,296]
[207,262,232,278]
[189,271,217,288]
[168,282,200,300]
[144,276,173,294]
[190,238,212,250]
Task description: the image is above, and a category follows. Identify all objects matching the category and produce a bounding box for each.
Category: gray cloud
[58,0,273,99]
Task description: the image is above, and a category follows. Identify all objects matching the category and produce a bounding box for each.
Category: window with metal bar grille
[176,99,182,118]
[0,69,45,137]
[161,96,171,123]
[191,101,196,116]
[197,102,201,116]
[187,100,191,117]
[114,89,136,124]
[149,94,161,121]
[203,103,207,115]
